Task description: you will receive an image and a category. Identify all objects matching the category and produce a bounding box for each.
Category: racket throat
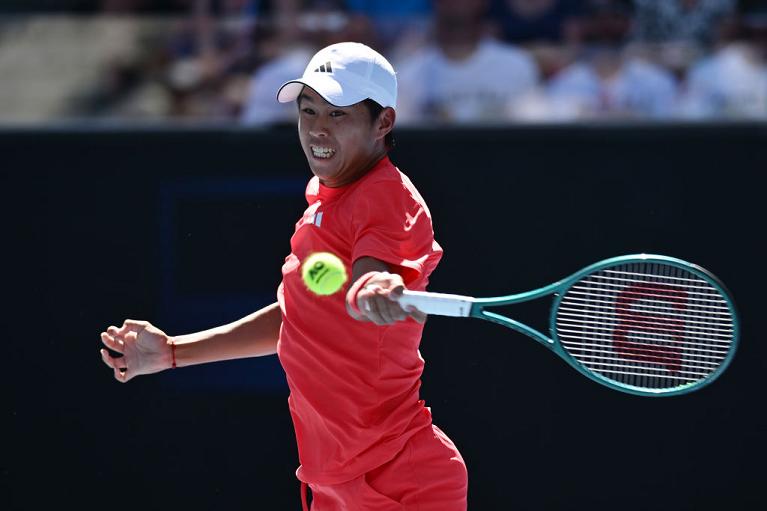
[478,311,555,348]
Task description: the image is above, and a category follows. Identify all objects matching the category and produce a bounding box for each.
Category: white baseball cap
[276,42,397,109]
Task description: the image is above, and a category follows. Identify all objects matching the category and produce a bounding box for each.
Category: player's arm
[346,256,426,325]
[171,302,282,364]
[100,302,282,383]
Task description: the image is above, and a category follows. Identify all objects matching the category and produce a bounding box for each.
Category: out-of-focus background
[5,1,766,510]
[2,0,766,125]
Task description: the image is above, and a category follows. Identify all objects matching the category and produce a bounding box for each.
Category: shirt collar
[305,155,392,204]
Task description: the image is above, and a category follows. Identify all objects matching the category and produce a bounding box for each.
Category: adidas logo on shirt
[306,211,323,227]
[314,61,333,73]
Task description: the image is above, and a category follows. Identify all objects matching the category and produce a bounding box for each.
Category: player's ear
[375,107,395,141]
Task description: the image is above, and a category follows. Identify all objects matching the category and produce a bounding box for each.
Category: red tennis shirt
[277,156,443,485]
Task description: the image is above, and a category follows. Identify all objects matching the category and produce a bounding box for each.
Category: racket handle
[399,290,475,317]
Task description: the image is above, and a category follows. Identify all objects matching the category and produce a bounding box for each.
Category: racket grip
[399,290,474,317]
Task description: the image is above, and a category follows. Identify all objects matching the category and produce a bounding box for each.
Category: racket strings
[557,320,732,342]
[561,342,722,366]
[596,270,721,291]
[555,262,735,391]
[569,283,727,305]
[558,302,733,326]
[557,335,728,357]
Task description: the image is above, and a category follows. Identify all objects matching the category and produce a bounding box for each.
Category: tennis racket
[399,254,738,396]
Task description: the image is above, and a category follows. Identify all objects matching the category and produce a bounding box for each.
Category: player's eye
[330,110,345,117]
[301,107,315,115]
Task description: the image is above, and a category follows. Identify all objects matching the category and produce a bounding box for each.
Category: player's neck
[322,148,388,188]
[349,147,389,185]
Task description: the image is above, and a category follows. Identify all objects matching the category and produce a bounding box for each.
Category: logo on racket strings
[612,282,686,374]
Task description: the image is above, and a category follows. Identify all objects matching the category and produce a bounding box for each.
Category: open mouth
[311,145,336,159]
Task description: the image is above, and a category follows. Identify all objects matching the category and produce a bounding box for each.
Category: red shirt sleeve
[350,177,441,286]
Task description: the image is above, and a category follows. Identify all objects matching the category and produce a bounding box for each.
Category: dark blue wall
[7,124,766,509]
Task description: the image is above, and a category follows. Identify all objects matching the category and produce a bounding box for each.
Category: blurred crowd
[4,0,767,124]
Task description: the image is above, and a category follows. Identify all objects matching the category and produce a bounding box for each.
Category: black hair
[362,99,395,151]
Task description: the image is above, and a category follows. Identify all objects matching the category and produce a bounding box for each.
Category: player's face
[297,88,386,188]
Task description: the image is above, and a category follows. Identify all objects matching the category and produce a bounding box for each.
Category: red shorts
[303,424,468,510]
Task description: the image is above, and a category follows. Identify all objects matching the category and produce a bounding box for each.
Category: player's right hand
[100,320,173,383]
[355,271,428,326]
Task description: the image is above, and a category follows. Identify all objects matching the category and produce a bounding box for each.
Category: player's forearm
[171,302,282,367]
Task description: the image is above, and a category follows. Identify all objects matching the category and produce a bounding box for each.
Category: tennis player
[100,42,468,510]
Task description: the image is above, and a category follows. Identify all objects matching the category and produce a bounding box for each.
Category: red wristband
[346,271,380,315]
[170,340,177,369]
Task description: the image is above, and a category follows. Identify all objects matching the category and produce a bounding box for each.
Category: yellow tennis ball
[301,252,348,296]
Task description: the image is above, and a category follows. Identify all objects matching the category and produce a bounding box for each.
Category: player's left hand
[354,271,427,325]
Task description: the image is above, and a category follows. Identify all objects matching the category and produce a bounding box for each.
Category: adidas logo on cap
[314,61,333,73]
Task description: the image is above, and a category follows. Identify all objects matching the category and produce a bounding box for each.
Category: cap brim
[276,74,368,107]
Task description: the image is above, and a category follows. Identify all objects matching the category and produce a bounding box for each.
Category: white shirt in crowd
[395,38,539,124]
[240,47,315,126]
[679,44,767,119]
[542,57,679,119]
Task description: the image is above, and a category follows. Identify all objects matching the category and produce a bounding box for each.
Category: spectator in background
[519,3,679,120]
[489,0,583,45]
[678,15,767,118]
[395,0,539,124]
[240,1,379,125]
[240,44,317,125]
[344,0,432,49]
[542,45,679,119]
[159,0,259,120]
[484,0,585,120]
[73,0,265,121]
[631,0,737,47]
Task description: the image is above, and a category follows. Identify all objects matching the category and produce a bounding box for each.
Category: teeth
[311,146,335,159]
